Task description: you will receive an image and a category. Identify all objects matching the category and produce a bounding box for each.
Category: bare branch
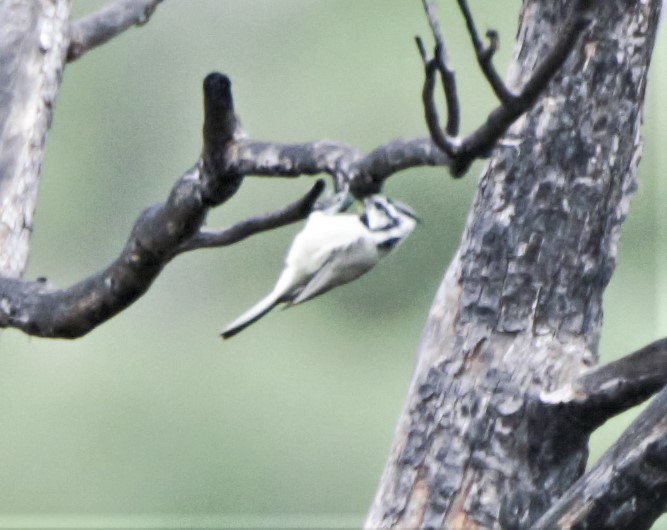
[226,136,450,198]
[225,139,361,192]
[0,73,241,338]
[416,42,459,159]
[436,48,460,137]
[177,180,325,253]
[531,386,667,530]
[354,136,449,191]
[418,0,593,176]
[457,0,515,107]
[419,1,460,135]
[0,68,450,338]
[67,0,164,62]
[416,2,460,157]
[540,338,667,432]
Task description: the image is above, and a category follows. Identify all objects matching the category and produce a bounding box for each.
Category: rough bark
[540,338,667,431]
[532,385,667,529]
[366,0,660,528]
[0,0,70,278]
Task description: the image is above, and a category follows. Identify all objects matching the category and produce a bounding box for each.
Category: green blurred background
[0,1,664,528]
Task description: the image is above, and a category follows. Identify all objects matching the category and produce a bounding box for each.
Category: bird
[221,195,418,339]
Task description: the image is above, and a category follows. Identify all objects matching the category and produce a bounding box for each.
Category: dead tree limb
[532,385,667,530]
[0,74,323,338]
[0,69,453,338]
[177,179,325,253]
[417,1,459,136]
[67,0,164,62]
[226,136,450,197]
[540,338,667,432]
[418,0,593,176]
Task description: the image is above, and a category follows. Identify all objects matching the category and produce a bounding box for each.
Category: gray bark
[0,0,70,278]
[366,0,661,528]
[533,384,667,529]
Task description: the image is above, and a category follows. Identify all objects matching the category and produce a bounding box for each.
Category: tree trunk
[0,0,69,277]
[366,0,661,528]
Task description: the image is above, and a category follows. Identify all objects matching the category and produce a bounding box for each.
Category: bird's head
[361,195,419,252]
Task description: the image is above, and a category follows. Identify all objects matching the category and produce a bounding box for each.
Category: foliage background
[0,1,664,527]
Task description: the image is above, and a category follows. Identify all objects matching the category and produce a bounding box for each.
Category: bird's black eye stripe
[360,213,369,227]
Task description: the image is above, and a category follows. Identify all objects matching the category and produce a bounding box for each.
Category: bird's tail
[221,291,281,339]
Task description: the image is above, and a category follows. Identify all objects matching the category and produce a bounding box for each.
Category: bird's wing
[290,237,378,306]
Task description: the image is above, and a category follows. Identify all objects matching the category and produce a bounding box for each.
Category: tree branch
[531,385,667,530]
[418,0,459,136]
[67,0,164,62]
[416,38,458,159]
[418,0,593,176]
[226,136,450,198]
[177,179,324,253]
[0,73,240,338]
[540,338,667,432]
[0,67,450,338]
[456,0,514,107]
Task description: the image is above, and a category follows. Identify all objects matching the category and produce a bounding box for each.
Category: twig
[416,37,458,158]
[177,180,324,252]
[540,338,667,431]
[418,0,593,176]
[457,0,514,107]
[67,0,164,62]
[531,385,667,530]
[420,1,460,135]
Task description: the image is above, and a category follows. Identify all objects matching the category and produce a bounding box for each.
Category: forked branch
[0,74,324,338]
[0,71,451,338]
[419,0,593,176]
